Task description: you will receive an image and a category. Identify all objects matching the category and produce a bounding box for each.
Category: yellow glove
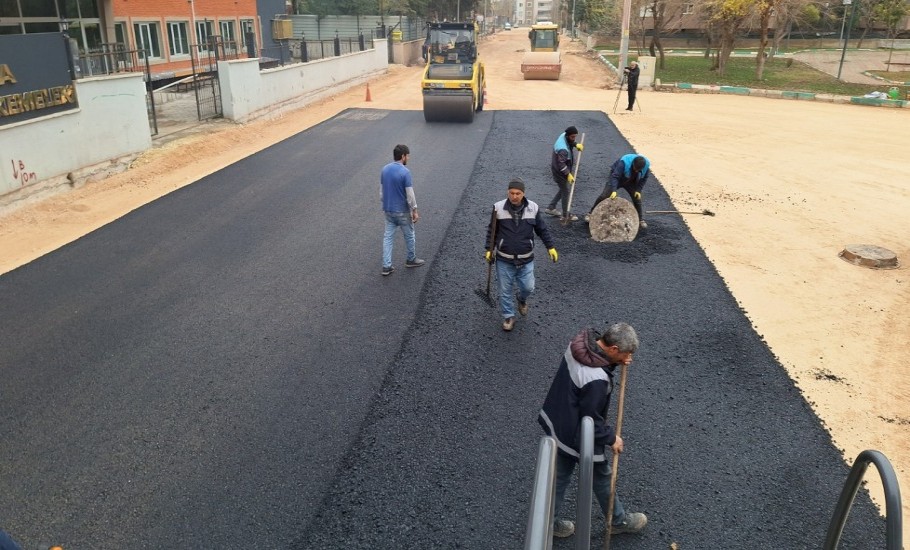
[575,143,584,152]
[485,250,493,263]
[609,191,617,200]
[567,173,575,184]
[634,191,642,200]
[548,248,558,263]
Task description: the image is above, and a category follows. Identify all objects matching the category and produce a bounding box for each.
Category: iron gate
[188,37,240,120]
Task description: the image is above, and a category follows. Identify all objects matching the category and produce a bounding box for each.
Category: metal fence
[258,33,376,69]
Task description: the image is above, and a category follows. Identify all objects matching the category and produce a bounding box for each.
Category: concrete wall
[390,39,424,66]
[0,73,151,213]
[219,39,389,123]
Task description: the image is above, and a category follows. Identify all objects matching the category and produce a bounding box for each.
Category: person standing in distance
[545,126,584,222]
[485,178,558,332]
[380,144,425,276]
[587,154,651,229]
[538,322,648,539]
[623,61,640,111]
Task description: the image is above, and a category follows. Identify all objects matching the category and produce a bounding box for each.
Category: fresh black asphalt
[0,110,884,549]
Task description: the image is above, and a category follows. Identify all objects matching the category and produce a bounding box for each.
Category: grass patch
[868,69,910,82]
[601,54,881,96]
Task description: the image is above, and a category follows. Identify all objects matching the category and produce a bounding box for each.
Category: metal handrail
[524,436,557,550]
[576,416,594,550]
[823,449,903,549]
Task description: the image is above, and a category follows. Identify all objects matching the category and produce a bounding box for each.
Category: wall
[0,73,151,213]
[219,38,388,122]
[390,39,424,66]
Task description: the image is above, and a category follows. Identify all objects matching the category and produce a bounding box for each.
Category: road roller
[422,21,485,123]
[521,22,561,80]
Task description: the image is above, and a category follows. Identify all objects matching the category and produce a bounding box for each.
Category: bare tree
[648,0,686,68]
[703,0,756,75]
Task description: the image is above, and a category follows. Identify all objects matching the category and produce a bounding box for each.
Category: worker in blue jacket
[587,154,650,229]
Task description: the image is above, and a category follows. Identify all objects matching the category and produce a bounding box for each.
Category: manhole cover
[838,244,899,269]
[588,197,639,242]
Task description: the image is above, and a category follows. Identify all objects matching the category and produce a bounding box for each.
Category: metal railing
[524,436,557,550]
[75,44,146,79]
[576,416,594,550]
[824,449,903,550]
[260,33,376,69]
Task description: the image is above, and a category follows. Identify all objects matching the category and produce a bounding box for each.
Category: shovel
[562,132,586,226]
[646,209,715,216]
[475,208,497,307]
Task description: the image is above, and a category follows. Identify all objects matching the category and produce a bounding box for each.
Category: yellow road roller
[421,21,486,123]
[521,22,561,80]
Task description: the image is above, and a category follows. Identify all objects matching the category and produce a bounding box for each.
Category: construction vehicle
[521,22,561,80]
[421,21,486,123]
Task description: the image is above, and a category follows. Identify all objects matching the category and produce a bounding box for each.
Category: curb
[595,51,909,108]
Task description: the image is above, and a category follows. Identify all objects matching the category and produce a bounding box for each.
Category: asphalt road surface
[0,110,884,549]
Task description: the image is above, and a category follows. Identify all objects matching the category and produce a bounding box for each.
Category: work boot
[560,214,579,222]
[584,213,591,222]
[544,207,561,217]
[610,512,647,535]
[502,317,515,331]
[639,220,648,229]
[625,107,633,111]
[553,519,575,538]
[518,301,529,316]
[381,266,395,276]
[405,258,426,268]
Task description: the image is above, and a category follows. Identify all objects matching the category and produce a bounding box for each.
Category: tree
[769,0,818,57]
[702,0,756,75]
[876,0,910,68]
[647,0,686,68]
[754,0,778,79]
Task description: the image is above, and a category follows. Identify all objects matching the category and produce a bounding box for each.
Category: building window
[134,22,161,59]
[168,21,189,55]
[196,20,214,50]
[683,3,695,14]
[220,20,235,43]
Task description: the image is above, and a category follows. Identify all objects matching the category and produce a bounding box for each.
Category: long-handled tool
[561,133,586,226]
[604,362,629,550]
[646,209,715,216]
[612,73,626,114]
[475,207,498,307]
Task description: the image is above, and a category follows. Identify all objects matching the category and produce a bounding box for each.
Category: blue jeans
[383,211,416,268]
[495,260,534,319]
[554,451,626,524]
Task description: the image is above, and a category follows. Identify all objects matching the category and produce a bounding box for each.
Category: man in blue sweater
[380,144,425,276]
[538,322,648,539]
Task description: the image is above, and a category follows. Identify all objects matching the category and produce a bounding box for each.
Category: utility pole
[836,0,857,80]
[571,0,576,38]
[838,0,851,43]
[618,0,632,70]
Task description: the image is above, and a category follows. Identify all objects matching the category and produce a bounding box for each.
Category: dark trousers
[548,173,571,215]
[591,184,643,220]
[627,84,637,109]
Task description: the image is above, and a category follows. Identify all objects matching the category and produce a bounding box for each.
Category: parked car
[504,22,512,30]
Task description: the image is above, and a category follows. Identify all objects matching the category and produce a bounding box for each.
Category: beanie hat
[564,126,578,136]
[508,177,525,192]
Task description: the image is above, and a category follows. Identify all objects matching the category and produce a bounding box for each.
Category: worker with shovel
[545,126,584,223]
[538,322,648,539]
[586,154,651,229]
[485,178,558,332]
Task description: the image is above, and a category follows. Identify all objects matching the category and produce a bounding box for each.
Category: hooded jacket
[538,328,618,462]
[550,132,577,179]
[608,154,650,195]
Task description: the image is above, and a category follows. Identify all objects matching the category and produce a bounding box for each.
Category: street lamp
[838,0,851,42]
[836,0,856,80]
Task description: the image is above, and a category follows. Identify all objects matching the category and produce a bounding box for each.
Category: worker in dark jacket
[587,154,650,229]
[623,61,640,111]
[538,323,648,539]
[545,126,584,222]
[485,178,558,332]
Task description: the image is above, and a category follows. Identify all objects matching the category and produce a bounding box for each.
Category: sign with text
[0,33,79,126]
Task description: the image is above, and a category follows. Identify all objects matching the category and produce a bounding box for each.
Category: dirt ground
[2,30,908,538]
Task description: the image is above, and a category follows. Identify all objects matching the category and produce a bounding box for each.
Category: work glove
[548,248,558,263]
[575,143,584,152]
[567,173,575,184]
[609,191,617,200]
[634,191,641,200]
[485,250,493,263]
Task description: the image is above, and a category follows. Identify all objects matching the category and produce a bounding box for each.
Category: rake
[646,209,715,216]
[475,207,497,307]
